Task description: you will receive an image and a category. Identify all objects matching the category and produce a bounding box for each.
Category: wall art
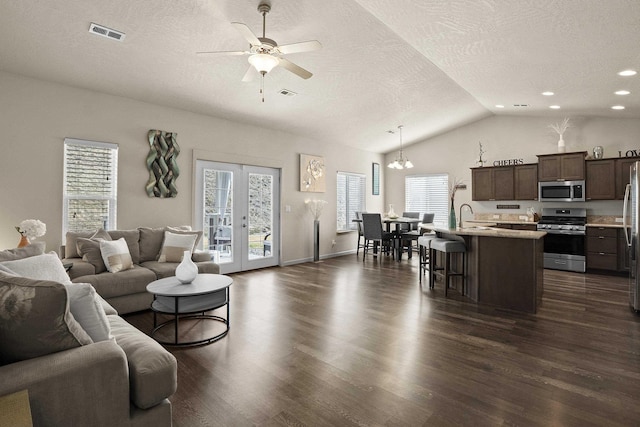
[146,130,180,198]
[300,154,325,192]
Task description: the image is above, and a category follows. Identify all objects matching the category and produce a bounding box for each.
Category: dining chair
[361,213,394,260]
[355,211,366,256]
[400,211,421,256]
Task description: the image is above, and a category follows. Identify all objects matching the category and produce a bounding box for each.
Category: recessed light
[549,105,561,109]
[615,90,631,95]
[612,105,625,110]
[618,70,637,77]
[495,104,505,108]
[542,91,554,96]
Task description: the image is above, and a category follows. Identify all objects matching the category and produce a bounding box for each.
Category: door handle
[242,224,247,228]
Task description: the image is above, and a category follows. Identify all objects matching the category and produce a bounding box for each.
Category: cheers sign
[493,158,525,166]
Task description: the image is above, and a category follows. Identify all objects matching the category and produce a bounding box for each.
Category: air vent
[513,104,530,107]
[89,23,125,42]
[278,89,297,97]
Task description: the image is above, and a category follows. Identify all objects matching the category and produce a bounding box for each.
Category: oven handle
[623,183,631,247]
[540,230,586,236]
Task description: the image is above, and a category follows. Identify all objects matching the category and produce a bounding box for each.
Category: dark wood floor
[125,254,640,426]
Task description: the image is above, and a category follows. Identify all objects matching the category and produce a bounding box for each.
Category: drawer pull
[599,252,605,255]
[598,236,604,239]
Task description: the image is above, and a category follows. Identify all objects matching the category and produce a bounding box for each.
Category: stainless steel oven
[537,208,586,273]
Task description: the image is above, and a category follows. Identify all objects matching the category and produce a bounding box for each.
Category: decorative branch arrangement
[477,142,486,166]
[449,177,466,202]
[549,117,571,153]
[305,199,328,221]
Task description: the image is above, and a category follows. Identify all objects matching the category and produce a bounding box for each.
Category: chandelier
[387,125,413,169]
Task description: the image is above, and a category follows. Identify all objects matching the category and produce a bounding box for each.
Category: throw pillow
[157,231,198,263]
[0,252,71,284]
[76,239,107,274]
[64,230,97,259]
[108,229,141,264]
[100,238,133,273]
[65,283,112,342]
[0,242,46,262]
[0,272,93,365]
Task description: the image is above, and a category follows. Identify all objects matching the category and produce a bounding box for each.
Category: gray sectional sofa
[0,242,181,426]
[62,226,220,314]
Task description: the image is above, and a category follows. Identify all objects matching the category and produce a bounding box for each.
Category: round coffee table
[146,273,233,346]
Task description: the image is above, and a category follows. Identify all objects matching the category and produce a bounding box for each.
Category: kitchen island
[429,225,546,314]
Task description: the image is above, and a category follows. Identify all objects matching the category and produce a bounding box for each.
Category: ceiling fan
[197,2,322,100]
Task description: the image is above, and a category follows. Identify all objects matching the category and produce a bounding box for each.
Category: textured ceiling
[1,0,638,153]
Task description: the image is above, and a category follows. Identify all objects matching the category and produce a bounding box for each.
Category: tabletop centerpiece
[15,219,46,247]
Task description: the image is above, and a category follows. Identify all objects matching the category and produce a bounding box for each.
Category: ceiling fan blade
[278,40,322,55]
[242,66,258,82]
[231,22,261,46]
[196,50,249,56]
[278,58,313,79]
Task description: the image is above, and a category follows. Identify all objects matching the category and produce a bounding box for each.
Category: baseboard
[281,249,356,266]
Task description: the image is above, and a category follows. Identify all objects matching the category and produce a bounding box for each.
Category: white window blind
[63,138,118,236]
[405,174,449,223]
[337,172,366,232]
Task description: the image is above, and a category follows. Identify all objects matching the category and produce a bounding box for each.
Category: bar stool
[418,234,436,285]
[429,237,467,296]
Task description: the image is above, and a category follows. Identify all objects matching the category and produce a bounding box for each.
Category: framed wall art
[300,154,325,192]
[372,162,380,195]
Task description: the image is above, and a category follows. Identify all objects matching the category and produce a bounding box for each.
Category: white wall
[0,71,384,263]
[385,115,640,219]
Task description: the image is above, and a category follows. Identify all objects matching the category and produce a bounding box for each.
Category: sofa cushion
[71,266,157,299]
[0,252,70,284]
[100,238,133,273]
[76,237,109,274]
[65,283,113,342]
[108,229,141,264]
[0,272,92,365]
[65,230,98,259]
[108,315,177,409]
[138,227,165,263]
[64,258,96,280]
[157,232,198,263]
[0,242,46,261]
[141,260,220,279]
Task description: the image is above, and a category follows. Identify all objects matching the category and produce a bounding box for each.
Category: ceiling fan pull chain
[261,73,265,103]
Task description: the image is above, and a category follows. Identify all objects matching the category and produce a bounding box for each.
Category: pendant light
[387,125,413,169]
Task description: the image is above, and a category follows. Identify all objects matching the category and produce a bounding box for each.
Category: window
[337,172,365,231]
[405,174,449,223]
[63,138,118,235]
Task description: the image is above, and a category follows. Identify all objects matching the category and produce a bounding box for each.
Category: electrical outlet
[615,217,624,223]
[331,239,336,246]
[492,215,500,219]
[285,205,291,212]
[519,215,528,220]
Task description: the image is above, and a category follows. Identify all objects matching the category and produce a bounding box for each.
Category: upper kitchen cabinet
[514,164,538,200]
[471,166,514,201]
[586,159,616,200]
[537,152,587,181]
[615,156,640,199]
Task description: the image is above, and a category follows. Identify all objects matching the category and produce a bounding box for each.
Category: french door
[195,160,280,274]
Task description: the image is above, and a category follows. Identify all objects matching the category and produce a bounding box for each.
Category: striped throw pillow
[99,238,133,273]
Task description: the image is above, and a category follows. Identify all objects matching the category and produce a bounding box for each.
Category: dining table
[382,217,421,261]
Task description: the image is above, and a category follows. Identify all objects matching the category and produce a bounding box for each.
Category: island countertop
[428,224,546,240]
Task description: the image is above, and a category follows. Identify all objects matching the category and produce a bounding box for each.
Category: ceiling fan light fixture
[248,53,279,74]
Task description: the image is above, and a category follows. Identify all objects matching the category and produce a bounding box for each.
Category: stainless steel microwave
[538,180,585,202]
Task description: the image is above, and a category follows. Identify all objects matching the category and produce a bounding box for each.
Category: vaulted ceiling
[1,0,638,153]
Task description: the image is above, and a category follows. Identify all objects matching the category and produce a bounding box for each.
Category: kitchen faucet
[458,203,473,228]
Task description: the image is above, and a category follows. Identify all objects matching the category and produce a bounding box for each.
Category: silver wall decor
[146,130,180,198]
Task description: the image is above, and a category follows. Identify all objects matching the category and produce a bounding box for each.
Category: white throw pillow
[157,231,198,263]
[0,252,71,284]
[100,238,133,273]
[65,283,113,342]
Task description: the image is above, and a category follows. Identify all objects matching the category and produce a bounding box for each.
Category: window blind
[337,172,366,231]
[63,138,118,235]
[405,174,449,223]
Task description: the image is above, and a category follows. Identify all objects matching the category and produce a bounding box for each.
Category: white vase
[175,250,198,284]
[557,136,566,153]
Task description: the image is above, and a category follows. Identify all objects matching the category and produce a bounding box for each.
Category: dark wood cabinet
[586,226,618,271]
[514,164,538,200]
[471,166,514,201]
[618,228,630,272]
[615,157,640,199]
[537,152,586,181]
[586,159,616,200]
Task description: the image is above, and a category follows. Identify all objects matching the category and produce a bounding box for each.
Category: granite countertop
[586,223,624,228]
[429,224,546,240]
[466,219,538,226]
